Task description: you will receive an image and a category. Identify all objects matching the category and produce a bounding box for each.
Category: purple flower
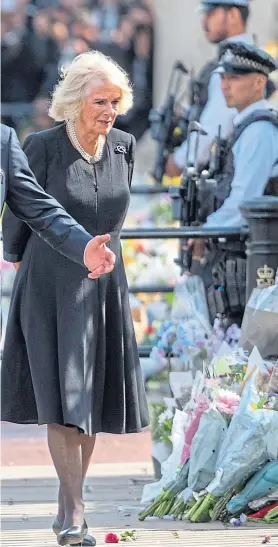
[230,514,247,527]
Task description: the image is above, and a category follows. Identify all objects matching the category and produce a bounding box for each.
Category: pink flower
[105,532,119,543]
[215,390,240,416]
[1,260,13,271]
[180,395,209,464]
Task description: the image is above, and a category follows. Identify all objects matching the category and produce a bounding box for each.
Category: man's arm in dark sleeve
[5,128,92,266]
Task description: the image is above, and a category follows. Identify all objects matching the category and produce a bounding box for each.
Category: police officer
[205,41,278,229]
[190,42,278,323]
[166,0,252,177]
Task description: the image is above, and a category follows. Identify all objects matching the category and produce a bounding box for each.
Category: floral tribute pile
[139,344,278,525]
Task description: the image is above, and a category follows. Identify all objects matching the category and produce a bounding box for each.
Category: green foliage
[149,403,173,446]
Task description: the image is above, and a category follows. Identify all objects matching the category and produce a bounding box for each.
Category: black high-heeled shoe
[53,517,96,546]
[57,523,85,546]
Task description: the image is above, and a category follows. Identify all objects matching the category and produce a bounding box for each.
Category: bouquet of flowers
[187,406,228,493]
[214,389,240,422]
[251,392,278,411]
[227,461,278,515]
[122,239,179,287]
[181,349,278,523]
[126,193,174,228]
[150,404,174,448]
[140,345,278,525]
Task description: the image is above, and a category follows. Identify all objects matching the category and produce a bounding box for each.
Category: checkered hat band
[204,0,249,5]
[220,51,270,75]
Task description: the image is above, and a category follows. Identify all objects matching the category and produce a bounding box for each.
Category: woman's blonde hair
[49,50,133,121]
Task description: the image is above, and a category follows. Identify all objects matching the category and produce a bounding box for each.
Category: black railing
[121,227,248,240]
[121,226,247,356]
[129,285,174,293]
[130,185,170,195]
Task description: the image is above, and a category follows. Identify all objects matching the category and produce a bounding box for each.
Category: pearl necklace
[67,120,105,164]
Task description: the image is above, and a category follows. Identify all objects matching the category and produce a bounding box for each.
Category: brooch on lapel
[114,145,127,154]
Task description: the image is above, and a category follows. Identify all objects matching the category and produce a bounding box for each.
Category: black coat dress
[1,124,149,436]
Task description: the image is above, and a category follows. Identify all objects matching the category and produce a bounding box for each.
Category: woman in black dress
[2,51,149,546]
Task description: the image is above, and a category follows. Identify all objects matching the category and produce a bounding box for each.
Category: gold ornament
[256,264,275,288]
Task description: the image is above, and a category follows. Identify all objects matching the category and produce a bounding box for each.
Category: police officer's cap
[217,42,277,76]
[198,0,250,14]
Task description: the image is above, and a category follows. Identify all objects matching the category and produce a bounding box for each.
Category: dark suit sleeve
[128,134,136,188]
[3,128,91,266]
[2,132,34,261]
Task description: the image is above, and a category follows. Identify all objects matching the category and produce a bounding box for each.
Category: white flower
[158,409,174,425]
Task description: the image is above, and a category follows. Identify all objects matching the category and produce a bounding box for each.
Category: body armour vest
[189,58,219,122]
[215,109,278,209]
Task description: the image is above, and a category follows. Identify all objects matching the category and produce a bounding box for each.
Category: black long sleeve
[2,126,91,266]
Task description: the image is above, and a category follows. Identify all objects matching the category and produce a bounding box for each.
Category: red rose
[105,532,119,543]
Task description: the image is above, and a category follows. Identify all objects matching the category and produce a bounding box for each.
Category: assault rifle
[149,61,189,183]
[169,122,223,271]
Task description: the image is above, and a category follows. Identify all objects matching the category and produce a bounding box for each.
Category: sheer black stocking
[47,425,96,528]
[47,424,93,529]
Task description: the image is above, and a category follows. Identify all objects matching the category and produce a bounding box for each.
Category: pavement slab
[1,464,277,547]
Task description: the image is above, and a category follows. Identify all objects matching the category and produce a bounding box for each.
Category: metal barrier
[121,227,248,239]
[130,185,170,195]
[121,226,247,357]
[122,198,278,358]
